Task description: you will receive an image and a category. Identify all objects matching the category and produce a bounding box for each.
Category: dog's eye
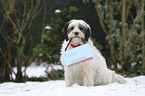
[79,27,83,31]
[70,27,74,30]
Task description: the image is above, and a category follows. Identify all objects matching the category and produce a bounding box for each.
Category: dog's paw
[65,80,73,87]
[84,82,94,87]
[66,84,72,87]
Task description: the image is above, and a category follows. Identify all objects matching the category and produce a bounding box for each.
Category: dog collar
[70,43,80,48]
[70,42,86,48]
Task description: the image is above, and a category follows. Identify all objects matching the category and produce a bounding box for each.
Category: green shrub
[33,7,78,63]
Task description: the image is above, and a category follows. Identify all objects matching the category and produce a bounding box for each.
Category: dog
[60,19,126,87]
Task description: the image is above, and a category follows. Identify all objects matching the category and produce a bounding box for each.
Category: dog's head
[62,19,92,45]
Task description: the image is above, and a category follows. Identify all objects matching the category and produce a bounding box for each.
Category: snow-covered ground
[1,63,145,96]
[0,76,145,96]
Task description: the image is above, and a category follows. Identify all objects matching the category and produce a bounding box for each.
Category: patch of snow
[39,53,43,56]
[6,62,145,96]
[131,62,137,68]
[111,63,122,69]
[11,62,63,79]
[0,76,145,96]
[45,26,51,29]
[55,9,61,13]
[117,63,122,69]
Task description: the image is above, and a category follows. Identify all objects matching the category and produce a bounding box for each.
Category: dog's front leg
[65,71,73,87]
[83,72,94,87]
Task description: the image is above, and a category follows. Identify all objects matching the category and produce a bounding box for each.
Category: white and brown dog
[60,19,126,87]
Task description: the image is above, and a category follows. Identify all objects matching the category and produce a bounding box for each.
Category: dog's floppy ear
[84,24,92,42]
[62,23,69,40]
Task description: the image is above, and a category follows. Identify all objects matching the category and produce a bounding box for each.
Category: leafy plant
[33,7,78,64]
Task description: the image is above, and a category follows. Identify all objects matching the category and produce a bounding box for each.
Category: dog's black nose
[74,32,79,36]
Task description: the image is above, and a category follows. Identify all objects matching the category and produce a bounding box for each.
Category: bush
[33,7,78,63]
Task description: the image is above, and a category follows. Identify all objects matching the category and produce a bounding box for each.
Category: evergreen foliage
[33,7,78,63]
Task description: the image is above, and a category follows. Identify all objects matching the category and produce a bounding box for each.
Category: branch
[109,0,114,34]
[126,0,131,20]
[92,0,109,34]
[0,48,16,75]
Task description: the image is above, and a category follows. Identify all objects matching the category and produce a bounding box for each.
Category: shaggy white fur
[60,39,126,87]
[60,19,126,87]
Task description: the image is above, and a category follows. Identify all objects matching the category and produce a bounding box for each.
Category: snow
[11,62,63,79]
[45,26,51,29]
[55,9,61,13]
[0,76,145,96]
[1,63,145,96]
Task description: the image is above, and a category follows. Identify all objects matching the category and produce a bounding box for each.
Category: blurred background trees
[91,0,145,74]
[0,0,145,82]
[0,0,47,82]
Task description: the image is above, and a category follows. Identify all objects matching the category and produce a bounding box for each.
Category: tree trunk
[92,0,117,68]
[109,43,117,69]
[109,0,117,69]
[141,3,145,69]
[0,58,5,82]
[4,0,15,81]
[121,0,127,72]
[119,37,124,70]
[16,47,23,82]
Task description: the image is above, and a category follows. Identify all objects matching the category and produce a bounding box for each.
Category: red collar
[70,42,86,48]
[70,43,80,48]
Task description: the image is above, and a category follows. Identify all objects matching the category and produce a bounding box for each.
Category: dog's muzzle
[65,38,85,51]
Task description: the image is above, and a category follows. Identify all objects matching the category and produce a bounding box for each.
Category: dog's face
[62,20,92,45]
